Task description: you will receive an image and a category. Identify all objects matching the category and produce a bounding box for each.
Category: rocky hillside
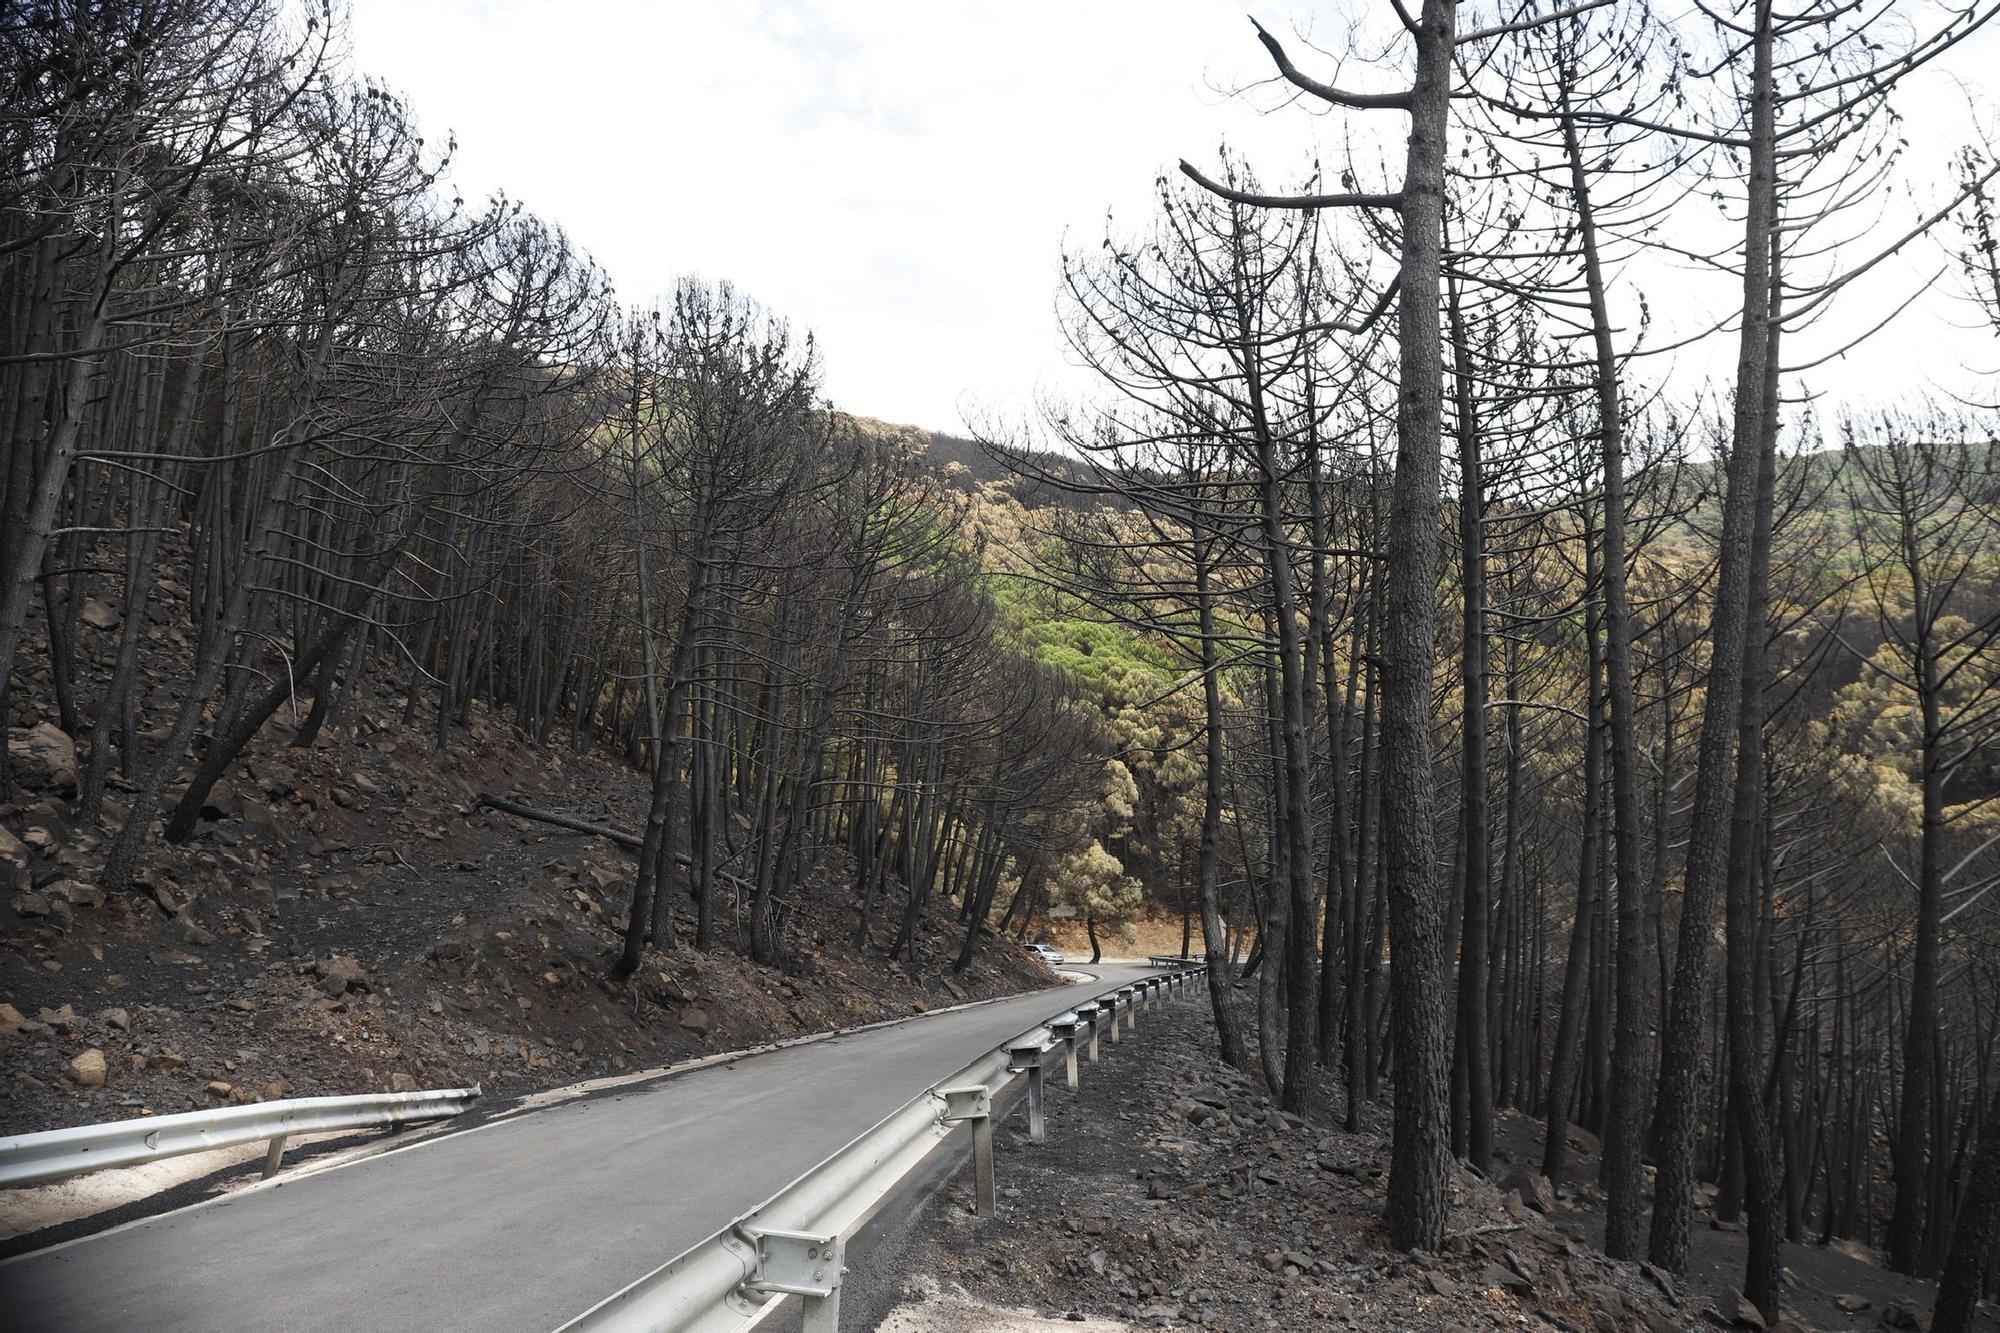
[882,1002,1973,1332]
[2,617,1055,1143]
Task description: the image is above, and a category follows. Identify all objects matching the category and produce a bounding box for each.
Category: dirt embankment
[3,687,1055,1149]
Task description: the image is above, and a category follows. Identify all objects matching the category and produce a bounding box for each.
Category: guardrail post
[741,1228,845,1333]
[941,1086,996,1217]
[262,1134,288,1179]
[1076,1002,1102,1063]
[1123,985,1140,1032]
[1050,1016,1082,1090]
[1103,993,1121,1044]
[1027,1062,1046,1141]
[1008,1041,1049,1143]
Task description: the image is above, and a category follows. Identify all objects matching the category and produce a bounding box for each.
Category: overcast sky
[349,2,1996,437]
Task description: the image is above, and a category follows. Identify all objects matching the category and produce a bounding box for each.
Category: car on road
[1026,943,1064,966]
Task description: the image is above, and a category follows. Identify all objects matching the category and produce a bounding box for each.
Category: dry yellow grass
[1038,911,1200,961]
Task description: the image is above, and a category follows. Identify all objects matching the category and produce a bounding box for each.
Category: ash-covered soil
[3,685,1054,1145]
[879,997,1981,1332]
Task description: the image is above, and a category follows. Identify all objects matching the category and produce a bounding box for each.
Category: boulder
[389,1072,418,1093]
[1880,1304,1924,1331]
[11,891,52,918]
[68,1048,107,1088]
[202,780,244,821]
[8,722,78,792]
[1730,1291,1767,1329]
[1479,1262,1534,1295]
[315,954,368,996]
[79,599,119,630]
[49,879,104,910]
[677,1006,711,1035]
[101,1007,132,1033]
[0,825,31,868]
[1504,1170,1558,1214]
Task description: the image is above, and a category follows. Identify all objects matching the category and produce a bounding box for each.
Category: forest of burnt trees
[1010,0,2000,1324]
[5,0,2000,1328]
[0,1,1136,998]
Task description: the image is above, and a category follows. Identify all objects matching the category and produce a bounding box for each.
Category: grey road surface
[0,963,1155,1332]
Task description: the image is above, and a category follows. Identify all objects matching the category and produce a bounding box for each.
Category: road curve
[1,962,1157,1332]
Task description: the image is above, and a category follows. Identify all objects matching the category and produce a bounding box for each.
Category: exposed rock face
[8,722,78,792]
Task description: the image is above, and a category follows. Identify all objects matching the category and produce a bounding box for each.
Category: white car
[1026,943,1064,966]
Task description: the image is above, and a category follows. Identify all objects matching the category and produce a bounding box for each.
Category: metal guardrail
[556,966,1208,1333]
[0,1084,483,1189]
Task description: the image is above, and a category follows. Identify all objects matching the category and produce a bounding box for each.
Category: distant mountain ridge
[842,414,1096,505]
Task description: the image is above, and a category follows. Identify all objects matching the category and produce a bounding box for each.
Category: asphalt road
[0,963,1155,1332]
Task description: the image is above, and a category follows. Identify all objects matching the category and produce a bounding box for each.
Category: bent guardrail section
[0,1084,482,1189]
[557,966,1207,1333]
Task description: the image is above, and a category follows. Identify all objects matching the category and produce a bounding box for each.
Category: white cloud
[349,1,1998,435]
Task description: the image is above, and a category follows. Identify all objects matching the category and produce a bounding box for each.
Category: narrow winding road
[0,964,1152,1332]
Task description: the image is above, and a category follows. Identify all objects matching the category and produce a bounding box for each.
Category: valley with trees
[5,1,2000,1329]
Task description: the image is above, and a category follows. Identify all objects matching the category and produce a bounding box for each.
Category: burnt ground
[1,682,1055,1148]
[879,998,1996,1333]
[1494,1108,1992,1333]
